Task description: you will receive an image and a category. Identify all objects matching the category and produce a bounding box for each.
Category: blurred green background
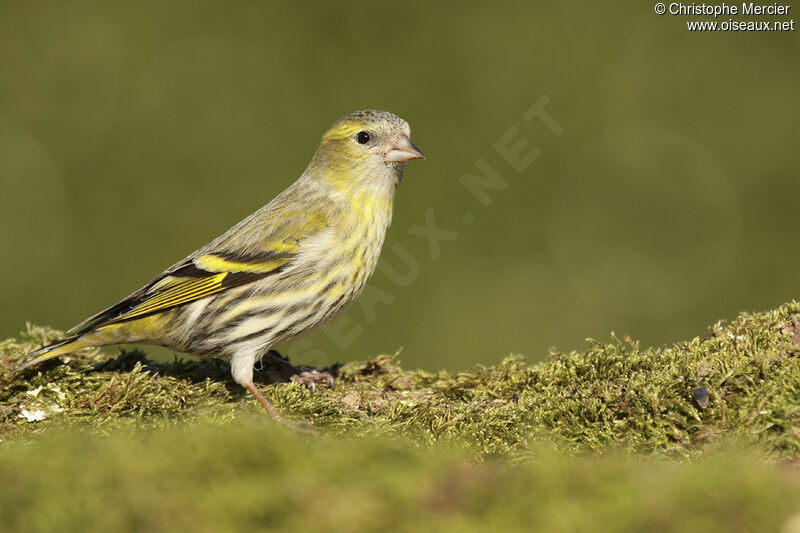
[1,1,797,371]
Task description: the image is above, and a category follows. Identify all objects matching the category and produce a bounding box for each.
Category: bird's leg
[263,350,335,392]
[244,381,282,418]
[243,382,318,434]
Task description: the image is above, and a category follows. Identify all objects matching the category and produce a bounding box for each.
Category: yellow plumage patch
[194,254,292,274]
[323,120,363,140]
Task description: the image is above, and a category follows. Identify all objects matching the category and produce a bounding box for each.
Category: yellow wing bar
[194,253,293,274]
[116,272,228,321]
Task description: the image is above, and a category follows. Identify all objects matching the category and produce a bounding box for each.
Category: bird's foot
[263,350,335,392]
[290,370,335,393]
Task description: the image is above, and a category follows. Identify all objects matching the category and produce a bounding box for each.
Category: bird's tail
[14,335,92,372]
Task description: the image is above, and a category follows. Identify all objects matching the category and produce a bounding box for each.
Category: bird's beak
[384,136,425,163]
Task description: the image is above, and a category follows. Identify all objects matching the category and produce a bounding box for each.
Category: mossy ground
[1,302,799,532]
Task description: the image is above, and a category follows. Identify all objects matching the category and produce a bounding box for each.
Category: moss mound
[1,302,799,532]
[3,302,799,457]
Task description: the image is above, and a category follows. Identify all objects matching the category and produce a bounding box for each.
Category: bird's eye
[356,131,371,144]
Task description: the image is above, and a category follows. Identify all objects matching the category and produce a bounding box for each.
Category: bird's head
[310,109,424,190]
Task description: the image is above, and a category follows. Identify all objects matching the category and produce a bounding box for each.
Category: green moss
[2,304,800,531]
[3,303,799,458]
[1,424,799,533]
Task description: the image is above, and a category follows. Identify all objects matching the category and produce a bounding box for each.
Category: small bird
[15,109,424,416]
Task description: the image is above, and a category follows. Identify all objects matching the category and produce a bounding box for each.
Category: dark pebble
[692,385,709,409]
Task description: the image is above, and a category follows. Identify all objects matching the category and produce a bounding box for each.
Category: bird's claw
[263,350,335,392]
[290,370,335,393]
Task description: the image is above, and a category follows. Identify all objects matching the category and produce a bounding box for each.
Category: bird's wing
[67,206,330,336]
